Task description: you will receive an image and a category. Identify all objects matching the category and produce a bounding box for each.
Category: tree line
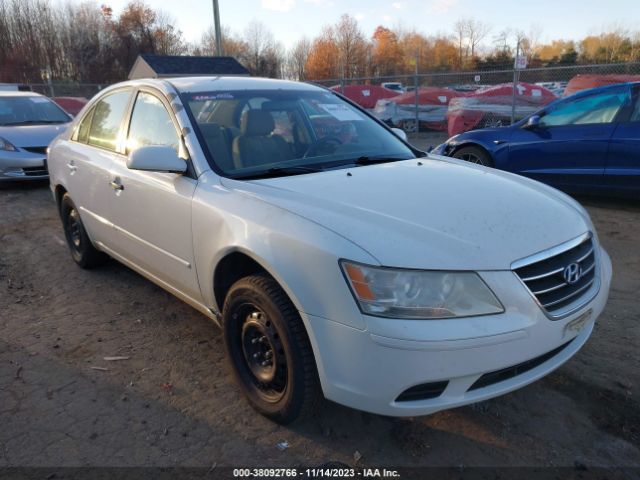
[1,0,639,85]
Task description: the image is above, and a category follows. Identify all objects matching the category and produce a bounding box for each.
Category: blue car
[432,82,640,197]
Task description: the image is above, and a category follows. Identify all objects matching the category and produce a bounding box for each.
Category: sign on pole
[514,55,528,70]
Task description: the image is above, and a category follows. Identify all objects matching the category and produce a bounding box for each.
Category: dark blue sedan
[432,82,640,197]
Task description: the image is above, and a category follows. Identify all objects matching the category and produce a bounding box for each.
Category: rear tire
[60,193,107,269]
[222,274,320,424]
[401,119,418,133]
[452,146,494,167]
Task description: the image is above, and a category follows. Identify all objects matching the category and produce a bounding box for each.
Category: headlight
[0,137,18,152]
[341,261,504,319]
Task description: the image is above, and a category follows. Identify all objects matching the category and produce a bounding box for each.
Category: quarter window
[87,90,131,151]
[75,106,95,143]
[540,88,631,127]
[126,92,179,153]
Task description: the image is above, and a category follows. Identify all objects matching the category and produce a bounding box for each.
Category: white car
[0,91,72,180]
[381,82,405,93]
[48,77,612,423]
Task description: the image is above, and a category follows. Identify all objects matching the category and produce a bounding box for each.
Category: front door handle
[110,179,124,191]
[66,162,77,172]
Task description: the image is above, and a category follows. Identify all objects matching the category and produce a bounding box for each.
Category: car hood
[0,123,70,148]
[221,157,590,270]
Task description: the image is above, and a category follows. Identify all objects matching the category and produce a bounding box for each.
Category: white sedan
[48,76,612,423]
[0,91,71,180]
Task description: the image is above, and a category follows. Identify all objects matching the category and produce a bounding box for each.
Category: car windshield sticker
[318,104,363,121]
[531,89,542,97]
[192,93,234,101]
[31,97,50,103]
[362,90,370,97]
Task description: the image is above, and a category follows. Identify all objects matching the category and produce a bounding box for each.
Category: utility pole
[212,0,223,56]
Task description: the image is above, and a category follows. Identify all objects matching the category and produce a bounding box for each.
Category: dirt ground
[1,180,639,471]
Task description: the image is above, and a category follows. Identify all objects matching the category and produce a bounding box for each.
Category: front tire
[222,275,320,424]
[452,146,494,167]
[60,193,107,269]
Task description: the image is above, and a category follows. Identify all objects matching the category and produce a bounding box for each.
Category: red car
[330,84,399,110]
[447,83,556,136]
[564,74,640,97]
[52,97,88,116]
[374,87,463,133]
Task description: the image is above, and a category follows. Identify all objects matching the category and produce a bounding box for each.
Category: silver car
[0,91,71,181]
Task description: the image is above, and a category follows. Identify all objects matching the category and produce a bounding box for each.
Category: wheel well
[54,185,68,212]
[450,143,494,164]
[213,252,270,311]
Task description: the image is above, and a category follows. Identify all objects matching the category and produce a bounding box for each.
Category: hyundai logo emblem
[563,263,582,285]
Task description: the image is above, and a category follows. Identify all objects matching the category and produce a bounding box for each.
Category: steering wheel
[302,136,342,158]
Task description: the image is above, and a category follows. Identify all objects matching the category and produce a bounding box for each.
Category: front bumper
[0,151,48,180]
[304,247,612,417]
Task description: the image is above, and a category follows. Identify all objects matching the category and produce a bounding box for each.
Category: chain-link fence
[3,62,639,141]
[17,83,106,99]
[309,62,640,139]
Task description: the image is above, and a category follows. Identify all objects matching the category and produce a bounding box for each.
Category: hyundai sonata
[48,77,611,423]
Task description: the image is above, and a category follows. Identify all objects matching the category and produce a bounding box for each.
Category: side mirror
[127,145,187,173]
[524,115,541,129]
[391,127,408,141]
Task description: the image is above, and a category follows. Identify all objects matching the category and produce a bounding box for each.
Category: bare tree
[286,37,311,80]
[453,19,467,67]
[334,14,368,78]
[466,18,491,58]
[453,17,491,66]
[242,21,284,77]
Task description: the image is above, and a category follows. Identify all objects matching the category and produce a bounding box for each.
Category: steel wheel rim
[237,306,288,402]
[66,208,82,250]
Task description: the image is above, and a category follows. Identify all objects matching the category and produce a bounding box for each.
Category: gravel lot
[1,180,639,470]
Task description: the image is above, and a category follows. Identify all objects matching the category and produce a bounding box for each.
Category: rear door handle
[110,179,124,191]
[66,162,77,172]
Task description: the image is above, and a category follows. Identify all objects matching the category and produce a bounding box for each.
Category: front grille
[22,146,47,154]
[468,339,575,391]
[396,381,449,402]
[514,235,596,315]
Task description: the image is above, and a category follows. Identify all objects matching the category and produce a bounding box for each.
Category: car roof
[167,76,324,93]
[0,91,46,98]
[103,76,326,95]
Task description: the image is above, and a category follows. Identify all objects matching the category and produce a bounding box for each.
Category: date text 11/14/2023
[232,468,400,478]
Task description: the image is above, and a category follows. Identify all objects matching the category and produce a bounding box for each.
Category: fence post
[414,51,419,134]
[511,39,520,125]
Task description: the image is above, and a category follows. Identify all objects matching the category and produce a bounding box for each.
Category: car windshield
[0,96,70,126]
[183,89,416,179]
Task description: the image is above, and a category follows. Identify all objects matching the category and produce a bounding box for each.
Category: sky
[104,0,640,49]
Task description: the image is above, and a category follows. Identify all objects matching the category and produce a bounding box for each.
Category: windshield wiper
[2,120,65,126]
[352,156,409,166]
[233,165,324,180]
